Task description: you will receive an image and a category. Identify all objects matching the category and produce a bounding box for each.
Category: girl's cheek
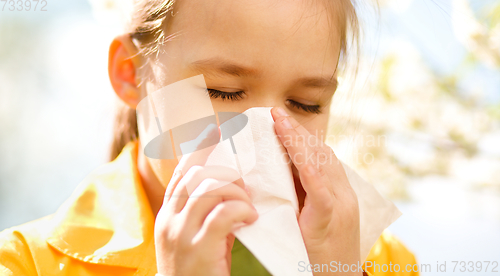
[300,119,329,141]
[210,100,250,114]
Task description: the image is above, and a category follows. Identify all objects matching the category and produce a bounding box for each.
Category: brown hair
[109,99,139,161]
[109,0,361,161]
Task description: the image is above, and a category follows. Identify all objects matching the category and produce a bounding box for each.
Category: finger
[176,123,221,175]
[299,164,335,215]
[185,166,244,196]
[271,107,343,171]
[271,107,311,141]
[196,200,258,245]
[162,124,220,209]
[271,108,320,170]
[272,108,353,196]
[183,180,253,227]
[163,169,184,204]
[271,107,334,188]
[170,165,245,213]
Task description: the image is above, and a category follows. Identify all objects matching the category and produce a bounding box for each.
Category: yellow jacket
[0,141,419,276]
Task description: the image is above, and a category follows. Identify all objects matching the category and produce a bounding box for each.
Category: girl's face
[142,0,342,187]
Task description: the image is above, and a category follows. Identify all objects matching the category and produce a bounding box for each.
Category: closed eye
[207,88,321,114]
[286,99,321,114]
[207,88,245,101]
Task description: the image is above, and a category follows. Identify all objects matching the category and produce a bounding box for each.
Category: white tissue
[206,108,307,276]
[136,76,402,275]
[204,107,402,275]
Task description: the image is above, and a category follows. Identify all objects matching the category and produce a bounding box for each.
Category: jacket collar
[46,141,156,269]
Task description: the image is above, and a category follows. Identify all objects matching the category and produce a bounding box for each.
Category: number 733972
[2,0,47,11]
[452,261,498,273]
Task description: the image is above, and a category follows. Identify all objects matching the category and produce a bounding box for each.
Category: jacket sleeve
[0,228,38,276]
[364,231,419,276]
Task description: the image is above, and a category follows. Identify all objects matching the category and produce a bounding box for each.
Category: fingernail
[281,117,293,129]
[276,107,288,117]
[244,186,252,197]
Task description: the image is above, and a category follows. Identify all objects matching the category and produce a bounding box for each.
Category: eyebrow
[295,76,338,90]
[190,57,260,78]
[190,57,338,90]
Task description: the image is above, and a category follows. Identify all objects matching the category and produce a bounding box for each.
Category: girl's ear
[108,34,142,109]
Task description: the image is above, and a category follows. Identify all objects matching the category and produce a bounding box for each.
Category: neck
[137,142,166,217]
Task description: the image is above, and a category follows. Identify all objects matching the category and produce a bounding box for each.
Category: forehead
[163,0,341,79]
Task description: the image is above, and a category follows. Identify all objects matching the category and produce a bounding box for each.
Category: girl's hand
[271,107,362,276]
[154,125,258,276]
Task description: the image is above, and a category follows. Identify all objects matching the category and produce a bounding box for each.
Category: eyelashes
[286,99,321,114]
[207,88,322,114]
[207,88,245,101]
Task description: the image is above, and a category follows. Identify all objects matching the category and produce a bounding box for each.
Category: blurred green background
[0,0,499,275]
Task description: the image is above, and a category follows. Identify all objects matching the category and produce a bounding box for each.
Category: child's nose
[247,92,288,111]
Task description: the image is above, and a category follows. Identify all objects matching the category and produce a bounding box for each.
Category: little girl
[0,0,418,275]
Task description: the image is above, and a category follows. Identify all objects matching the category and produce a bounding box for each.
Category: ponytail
[109,100,139,161]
